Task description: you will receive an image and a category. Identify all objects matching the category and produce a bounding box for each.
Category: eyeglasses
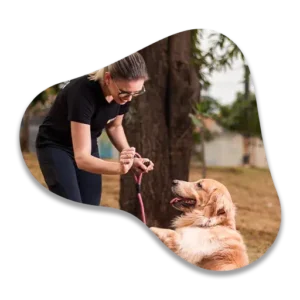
[112,79,146,99]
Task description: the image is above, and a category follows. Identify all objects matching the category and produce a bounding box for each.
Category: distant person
[35,52,154,205]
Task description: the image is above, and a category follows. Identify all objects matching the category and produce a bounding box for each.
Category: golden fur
[150,178,249,271]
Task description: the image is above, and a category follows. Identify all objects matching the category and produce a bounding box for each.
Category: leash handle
[133,152,147,224]
[134,153,151,169]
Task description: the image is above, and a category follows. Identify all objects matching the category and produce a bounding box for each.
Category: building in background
[195,117,268,168]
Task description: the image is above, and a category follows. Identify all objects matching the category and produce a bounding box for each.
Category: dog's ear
[213,190,236,229]
[209,189,230,216]
[201,189,224,219]
[217,207,226,216]
[216,192,226,213]
[194,187,236,229]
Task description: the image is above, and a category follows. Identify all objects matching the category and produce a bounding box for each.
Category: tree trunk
[20,109,31,152]
[242,64,251,166]
[119,30,200,228]
[200,128,206,178]
[249,137,256,167]
[242,136,250,167]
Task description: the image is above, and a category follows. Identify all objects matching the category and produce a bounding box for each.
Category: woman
[35,52,154,206]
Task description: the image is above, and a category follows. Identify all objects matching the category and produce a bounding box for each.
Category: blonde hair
[88,52,148,82]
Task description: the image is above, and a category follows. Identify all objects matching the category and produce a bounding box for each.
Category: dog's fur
[150,178,249,271]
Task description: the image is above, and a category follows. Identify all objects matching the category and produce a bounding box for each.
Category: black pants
[36,146,102,206]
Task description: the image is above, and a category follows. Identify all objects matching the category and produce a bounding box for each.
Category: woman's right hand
[119,147,136,174]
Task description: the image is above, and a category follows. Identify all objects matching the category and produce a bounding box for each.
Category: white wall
[249,138,269,168]
[200,133,268,168]
[204,133,244,166]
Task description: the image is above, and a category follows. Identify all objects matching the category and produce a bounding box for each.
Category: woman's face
[105,72,145,105]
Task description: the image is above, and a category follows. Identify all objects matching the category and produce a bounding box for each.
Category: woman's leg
[76,149,102,206]
[36,146,82,203]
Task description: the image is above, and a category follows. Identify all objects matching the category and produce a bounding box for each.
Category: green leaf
[189,113,203,128]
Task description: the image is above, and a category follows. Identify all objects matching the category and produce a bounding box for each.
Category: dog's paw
[150,227,161,237]
[150,226,157,232]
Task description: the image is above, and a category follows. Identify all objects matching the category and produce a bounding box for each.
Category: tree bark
[242,64,251,166]
[119,30,200,228]
[20,109,31,152]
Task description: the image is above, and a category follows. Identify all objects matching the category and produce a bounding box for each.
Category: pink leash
[132,152,148,224]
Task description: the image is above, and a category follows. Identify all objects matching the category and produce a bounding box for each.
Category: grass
[22,152,281,264]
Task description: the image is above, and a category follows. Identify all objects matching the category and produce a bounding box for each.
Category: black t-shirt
[35,75,130,153]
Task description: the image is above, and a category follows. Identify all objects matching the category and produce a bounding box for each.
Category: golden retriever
[150,178,249,271]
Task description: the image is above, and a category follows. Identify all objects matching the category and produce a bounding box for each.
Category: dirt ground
[23,152,281,264]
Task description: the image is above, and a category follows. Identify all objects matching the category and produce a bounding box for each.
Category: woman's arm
[71,121,124,175]
[105,114,130,152]
[106,115,154,173]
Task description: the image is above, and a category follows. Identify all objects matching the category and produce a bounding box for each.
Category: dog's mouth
[170,197,196,208]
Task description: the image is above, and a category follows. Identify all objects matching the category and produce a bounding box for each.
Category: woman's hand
[132,157,154,174]
[119,147,136,174]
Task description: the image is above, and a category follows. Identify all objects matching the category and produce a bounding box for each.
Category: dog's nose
[172,180,179,186]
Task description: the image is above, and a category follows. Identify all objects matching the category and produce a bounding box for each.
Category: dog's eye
[197,182,202,188]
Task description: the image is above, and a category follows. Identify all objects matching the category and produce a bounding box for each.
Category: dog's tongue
[170,197,182,204]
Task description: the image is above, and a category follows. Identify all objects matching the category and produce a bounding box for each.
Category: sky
[200,30,255,105]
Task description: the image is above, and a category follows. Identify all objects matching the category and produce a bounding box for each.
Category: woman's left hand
[132,157,154,174]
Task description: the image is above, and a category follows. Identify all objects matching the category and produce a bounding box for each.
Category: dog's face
[170,178,234,219]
